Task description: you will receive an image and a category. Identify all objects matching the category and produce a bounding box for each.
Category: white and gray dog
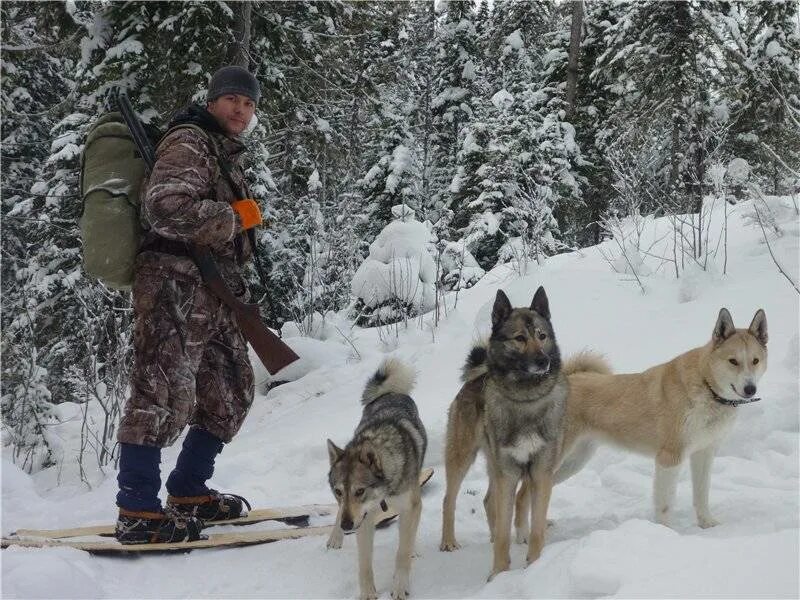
[327,358,427,600]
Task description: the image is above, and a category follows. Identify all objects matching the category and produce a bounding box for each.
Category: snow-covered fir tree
[429,0,482,224]
[715,0,800,193]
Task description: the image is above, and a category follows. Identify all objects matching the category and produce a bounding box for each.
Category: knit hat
[207,66,260,102]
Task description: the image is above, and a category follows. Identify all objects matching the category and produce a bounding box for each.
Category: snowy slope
[3,198,798,599]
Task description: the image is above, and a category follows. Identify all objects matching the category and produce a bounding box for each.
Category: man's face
[207,94,256,136]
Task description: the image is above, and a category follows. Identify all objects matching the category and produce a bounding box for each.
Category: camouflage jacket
[137,104,253,298]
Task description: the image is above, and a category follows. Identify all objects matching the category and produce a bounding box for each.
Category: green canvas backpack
[79,115,222,290]
[79,112,145,290]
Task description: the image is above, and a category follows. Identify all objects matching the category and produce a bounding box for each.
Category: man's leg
[165,306,254,519]
[188,305,254,447]
[116,443,162,511]
[165,426,224,496]
[117,275,209,512]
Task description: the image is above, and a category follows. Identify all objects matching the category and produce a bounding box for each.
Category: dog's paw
[359,586,378,600]
[515,529,528,544]
[439,539,461,552]
[697,515,720,529]
[486,568,503,582]
[526,549,542,566]
[390,581,410,600]
[326,530,343,550]
[487,562,510,582]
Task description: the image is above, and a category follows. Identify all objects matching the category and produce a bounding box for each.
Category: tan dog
[514,307,768,534]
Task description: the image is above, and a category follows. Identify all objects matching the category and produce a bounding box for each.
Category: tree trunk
[565,0,583,119]
[226,2,252,68]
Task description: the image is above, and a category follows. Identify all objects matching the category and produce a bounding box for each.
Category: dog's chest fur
[682,393,737,453]
[484,374,567,469]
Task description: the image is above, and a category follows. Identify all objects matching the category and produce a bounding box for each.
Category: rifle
[116,90,299,376]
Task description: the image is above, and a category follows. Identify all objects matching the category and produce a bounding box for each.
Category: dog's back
[354,358,427,495]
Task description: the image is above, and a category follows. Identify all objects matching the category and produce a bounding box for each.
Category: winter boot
[166,427,251,521]
[166,489,252,521]
[115,507,205,544]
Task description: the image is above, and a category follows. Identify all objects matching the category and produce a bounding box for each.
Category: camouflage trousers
[118,259,254,447]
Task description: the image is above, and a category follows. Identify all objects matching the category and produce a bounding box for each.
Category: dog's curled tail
[563,350,612,376]
[462,339,489,383]
[362,358,416,405]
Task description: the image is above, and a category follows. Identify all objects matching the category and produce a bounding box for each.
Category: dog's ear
[748,309,768,346]
[531,286,550,320]
[327,439,343,466]
[359,444,384,478]
[492,290,513,330]
[712,308,736,344]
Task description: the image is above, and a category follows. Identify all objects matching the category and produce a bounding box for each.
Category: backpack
[79,116,223,290]
[79,112,146,290]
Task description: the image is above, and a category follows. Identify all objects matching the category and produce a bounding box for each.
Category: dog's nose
[340,517,354,531]
[534,356,549,370]
[744,383,756,397]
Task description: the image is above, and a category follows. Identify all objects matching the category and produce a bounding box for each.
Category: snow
[491,89,514,110]
[2,198,798,599]
[384,145,411,195]
[727,157,751,185]
[505,30,524,53]
[461,60,476,82]
[307,169,321,192]
[351,213,437,315]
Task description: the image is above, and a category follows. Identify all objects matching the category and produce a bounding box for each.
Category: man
[115,66,263,544]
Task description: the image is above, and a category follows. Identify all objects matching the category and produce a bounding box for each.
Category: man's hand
[232,199,262,230]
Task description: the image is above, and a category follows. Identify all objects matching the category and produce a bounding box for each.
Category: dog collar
[705,381,761,407]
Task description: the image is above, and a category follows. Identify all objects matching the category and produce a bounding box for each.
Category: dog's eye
[729,358,739,366]
[354,488,365,498]
[514,335,526,343]
[538,333,547,341]
[334,489,342,497]
[753,358,759,365]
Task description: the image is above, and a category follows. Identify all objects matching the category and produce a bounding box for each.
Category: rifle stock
[115,89,299,376]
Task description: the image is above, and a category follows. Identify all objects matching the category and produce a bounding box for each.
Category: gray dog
[440,287,568,579]
[327,358,427,600]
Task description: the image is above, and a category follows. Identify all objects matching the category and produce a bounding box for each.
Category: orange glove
[232,199,263,230]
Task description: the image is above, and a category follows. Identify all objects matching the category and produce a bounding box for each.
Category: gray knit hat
[207,66,260,102]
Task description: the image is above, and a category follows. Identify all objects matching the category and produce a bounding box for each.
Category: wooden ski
[11,504,334,540]
[2,468,434,554]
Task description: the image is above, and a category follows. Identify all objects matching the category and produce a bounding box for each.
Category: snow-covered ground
[3,197,799,598]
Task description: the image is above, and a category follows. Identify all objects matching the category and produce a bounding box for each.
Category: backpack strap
[151,124,274,313]
[158,124,247,199]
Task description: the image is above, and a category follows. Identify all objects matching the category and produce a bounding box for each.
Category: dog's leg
[654,449,682,526]
[526,470,553,565]
[356,514,378,600]
[488,472,517,581]
[691,446,719,528]
[327,504,344,549]
[392,490,422,600]
[514,480,530,544]
[441,417,480,551]
[483,477,496,543]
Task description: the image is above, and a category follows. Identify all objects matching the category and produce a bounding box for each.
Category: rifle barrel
[116,90,156,171]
